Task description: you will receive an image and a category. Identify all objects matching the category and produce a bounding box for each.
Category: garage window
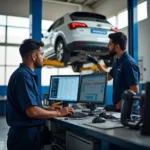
[107,1,147,29]
[7,16,29,28]
[0,15,54,86]
[0,46,5,65]
[6,46,22,65]
[0,26,5,43]
[138,1,147,22]
[0,15,6,25]
[6,67,18,85]
[7,27,29,44]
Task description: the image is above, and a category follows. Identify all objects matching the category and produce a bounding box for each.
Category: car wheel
[55,40,70,65]
[71,62,83,72]
[56,40,65,61]
[103,55,116,67]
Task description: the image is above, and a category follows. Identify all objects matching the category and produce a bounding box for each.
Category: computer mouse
[92,117,106,123]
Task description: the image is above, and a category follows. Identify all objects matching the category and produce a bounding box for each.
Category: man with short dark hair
[6,39,74,150]
[87,32,140,114]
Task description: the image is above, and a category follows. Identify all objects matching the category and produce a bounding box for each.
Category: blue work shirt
[109,51,140,105]
[6,63,44,127]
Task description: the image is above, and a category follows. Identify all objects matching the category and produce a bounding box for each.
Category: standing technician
[6,39,74,150]
[87,32,140,114]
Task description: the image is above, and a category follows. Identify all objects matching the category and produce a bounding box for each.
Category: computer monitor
[49,75,80,106]
[78,73,108,114]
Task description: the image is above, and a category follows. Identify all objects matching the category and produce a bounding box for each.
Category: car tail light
[68,22,87,30]
[110,27,119,32]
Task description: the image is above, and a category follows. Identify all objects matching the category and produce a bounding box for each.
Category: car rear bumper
[67,41,108,52]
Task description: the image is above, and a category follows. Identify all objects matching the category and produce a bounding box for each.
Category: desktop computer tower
[66,131,100,150]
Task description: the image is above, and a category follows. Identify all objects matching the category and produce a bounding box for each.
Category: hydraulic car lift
[43,58,108,72]
[43,59,65,67]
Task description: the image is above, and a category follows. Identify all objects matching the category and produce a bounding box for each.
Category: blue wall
[0,86,7,115]
[0,86,7,96]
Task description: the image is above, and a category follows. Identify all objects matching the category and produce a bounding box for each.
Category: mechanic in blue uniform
[87,32,140,114]
[6,39,74,150]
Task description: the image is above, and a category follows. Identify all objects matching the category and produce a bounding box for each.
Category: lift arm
[43,58,65,67]
[43,59,108,71]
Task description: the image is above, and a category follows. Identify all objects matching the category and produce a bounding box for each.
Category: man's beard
[34,61,43,68]
[109,47,117,56]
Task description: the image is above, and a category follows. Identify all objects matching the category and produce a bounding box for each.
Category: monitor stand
[82,104,98,116]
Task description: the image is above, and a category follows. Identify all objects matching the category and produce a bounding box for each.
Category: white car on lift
[43,11,117,72]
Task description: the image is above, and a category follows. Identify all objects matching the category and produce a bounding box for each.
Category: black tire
[55,40,70,65]
[103,55,116,67]
[71,62,83,72]
[55,40,65,62]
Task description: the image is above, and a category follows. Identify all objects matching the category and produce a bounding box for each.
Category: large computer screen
[49,75,80,102]
[78,73,107,104]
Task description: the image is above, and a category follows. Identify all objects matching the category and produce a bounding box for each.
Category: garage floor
[0,116,9,150]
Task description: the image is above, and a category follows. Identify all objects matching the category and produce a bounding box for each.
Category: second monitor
[78,73,108,114]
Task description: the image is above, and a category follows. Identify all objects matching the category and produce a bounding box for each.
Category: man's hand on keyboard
[58,107,75,117]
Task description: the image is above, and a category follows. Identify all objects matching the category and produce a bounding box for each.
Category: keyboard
[65,112,88,118]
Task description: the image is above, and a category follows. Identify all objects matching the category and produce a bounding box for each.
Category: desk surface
[49,116,150,150]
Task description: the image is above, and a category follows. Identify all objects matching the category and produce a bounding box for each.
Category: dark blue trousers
[132,100,140,115]
[7,127,41,150]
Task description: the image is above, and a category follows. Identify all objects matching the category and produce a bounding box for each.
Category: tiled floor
[0,116,9,150]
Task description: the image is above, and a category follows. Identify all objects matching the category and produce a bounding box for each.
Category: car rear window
[70,12,109,23]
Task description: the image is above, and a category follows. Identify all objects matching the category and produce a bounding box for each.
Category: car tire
[55,40,70,65]
[103,55,116,67]
[71,62,83,72]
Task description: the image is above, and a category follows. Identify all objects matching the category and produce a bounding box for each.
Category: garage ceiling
[44,0,105,9]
